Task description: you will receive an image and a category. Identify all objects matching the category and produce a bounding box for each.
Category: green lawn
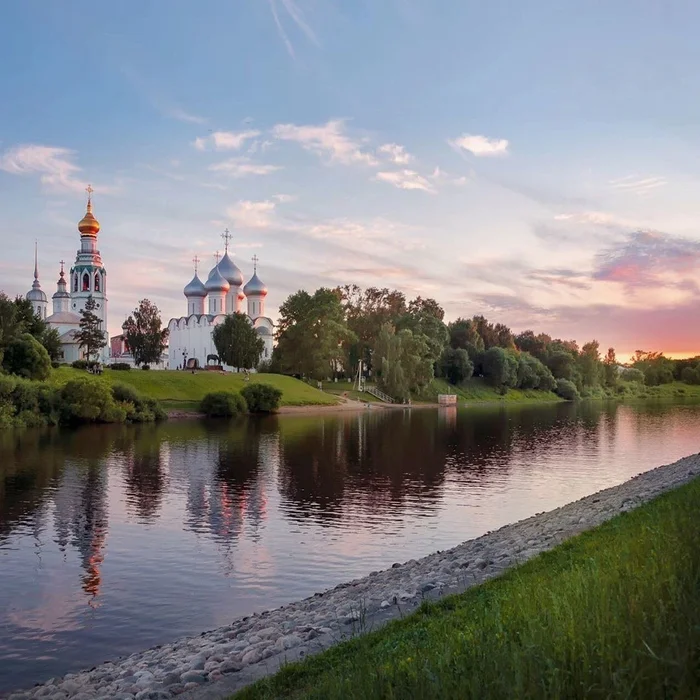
[234,477,700,700]
[415,377,561,404]
[49,368,339,408]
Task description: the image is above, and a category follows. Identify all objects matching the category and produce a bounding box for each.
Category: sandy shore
[9,455,698,700]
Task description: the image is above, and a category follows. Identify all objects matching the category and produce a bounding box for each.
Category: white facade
[28,191,109,363]
[167,244,274,370]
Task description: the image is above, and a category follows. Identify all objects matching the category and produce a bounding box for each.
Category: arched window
[73,274,78,292]
[82,273,90,292]
[94,273,100,292]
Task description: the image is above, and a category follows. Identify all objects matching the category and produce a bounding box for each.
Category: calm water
[2,401,700,692]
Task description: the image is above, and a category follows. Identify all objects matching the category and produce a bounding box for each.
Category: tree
[74,295,106,363]
[212,312,264,371]
[275,288,356,380]
[516,352,555,391]
[41,327,63,363]
[2,333,52,380]
[603,347,618,388]
[579,340,601,388]
[123,299,169,368]
[439,348,474,385]
[407,296,445,321]
[482,347,519,390]
[449,318,485,360]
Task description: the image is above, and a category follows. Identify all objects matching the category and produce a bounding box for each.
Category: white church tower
[69,186,108,360]
[243,255,268,321]
[26,242,48,320]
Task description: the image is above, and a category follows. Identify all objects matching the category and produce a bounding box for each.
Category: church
[166,229,274,370]
[26,187,109,363]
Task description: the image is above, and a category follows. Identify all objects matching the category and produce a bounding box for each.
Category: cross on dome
[221,228,232,252]
[252,254,259,273]
[193,255,200,273]
[214,250,221,265]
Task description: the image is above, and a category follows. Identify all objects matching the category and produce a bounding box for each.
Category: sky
[2,1,700,360]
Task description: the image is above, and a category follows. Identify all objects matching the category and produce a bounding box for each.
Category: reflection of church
[167,229,274,370]
[26,187,109,363]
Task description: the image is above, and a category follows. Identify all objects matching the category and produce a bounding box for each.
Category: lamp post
[182,349,188,371]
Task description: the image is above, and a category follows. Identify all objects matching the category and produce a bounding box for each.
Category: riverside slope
[7,456,699,700]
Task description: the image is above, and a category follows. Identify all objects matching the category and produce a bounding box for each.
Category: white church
[166,229,274,370]
[26,187,109,363]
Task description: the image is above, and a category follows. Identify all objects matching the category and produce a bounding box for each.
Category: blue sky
[3,0,700,357]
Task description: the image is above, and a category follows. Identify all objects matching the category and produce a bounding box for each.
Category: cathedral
[167,230,274,370]
[26,187,109,363]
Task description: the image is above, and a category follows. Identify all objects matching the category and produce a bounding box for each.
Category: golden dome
[78,187,100,236]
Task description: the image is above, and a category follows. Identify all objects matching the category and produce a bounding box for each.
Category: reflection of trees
[121,426,166,522]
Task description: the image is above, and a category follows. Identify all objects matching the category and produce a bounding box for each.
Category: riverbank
[6,454,698,700]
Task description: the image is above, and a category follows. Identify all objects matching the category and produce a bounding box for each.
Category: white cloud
[374,169,435,193]
[193,130,260,151]
[209,157,281,177]
[273,193,296,203]
[272,119,378,166]
[554,211,636,228]
[449,133,510,157]
[609,175,667,194]
[378,143,413,165]
[167,107,207,125]
[226,200,276,229]
[0,144,86,193]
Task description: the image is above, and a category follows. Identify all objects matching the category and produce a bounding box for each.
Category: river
[1,400,700,693]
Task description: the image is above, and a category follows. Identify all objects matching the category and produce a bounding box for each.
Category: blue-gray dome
[243,272,267,296]
[204,265,230,293]
[184,272,207,297]
[26,280,47,303]
[217,252,244,287]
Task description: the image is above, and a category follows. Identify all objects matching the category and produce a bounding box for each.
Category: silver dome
[243,272,267,296]
[204,265,230,293]
[26,285,47,303]
[217,252,244,287]
[184,272,207,297]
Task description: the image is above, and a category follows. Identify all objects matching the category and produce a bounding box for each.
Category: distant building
[26,187,108,363]
[167,231,274,370]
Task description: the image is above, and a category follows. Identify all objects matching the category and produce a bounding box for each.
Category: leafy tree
[603,347,618,387]
[275,288,355,380]
[482,347,519,390]
[516,352,556,391]
[123,299,169,368]
[41,327,63,363]
[547,349,577,381]
[620,367,645,383]
[579,341,601,388]
[471,315,515,350]
[2,333,52,380]
[681,366,700,385]
[407,296,445,321]
[75,295,106,362]
[211,312,263,371]
[448,318,485,360]
[555,378,580,401]
[514,330,552,361]
[439,348,474,385]
[241,383,283,412]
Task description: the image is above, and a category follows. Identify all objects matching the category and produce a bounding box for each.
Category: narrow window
[82,273,90,291]
[94,273,100,292]
[74,274,78,292]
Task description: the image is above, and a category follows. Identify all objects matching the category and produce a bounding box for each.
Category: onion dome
[78,188,100,236]
[217,252,244,287]
[184,272,207,297]
[205,264,230,293]
[53,267,70,299]
[243,271,267,297]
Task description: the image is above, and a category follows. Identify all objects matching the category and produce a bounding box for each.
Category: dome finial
[193,254,200,274]
[78,184,100,235]
[34,240,39,282]
[86,184,93,211]
[221,228,232,253]
[214,250,221,265]
[252,254,259,274]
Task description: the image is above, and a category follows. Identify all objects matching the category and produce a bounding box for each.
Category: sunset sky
[2,1,700,360]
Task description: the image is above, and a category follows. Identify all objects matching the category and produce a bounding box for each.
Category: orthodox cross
[252,254,259,273]
[221,228,232,253]
[59,260,65,275]
[192,255,200,274]
[86,184,93,204]
[214,250,221,265]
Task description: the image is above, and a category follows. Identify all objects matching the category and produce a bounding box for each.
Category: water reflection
[2,401,700,692]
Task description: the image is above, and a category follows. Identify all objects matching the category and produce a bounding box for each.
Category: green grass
[234,477,700,700]
[414,377,561,404]
[616,380,700,401]
[323,381,383,403]
[48,368,339,408]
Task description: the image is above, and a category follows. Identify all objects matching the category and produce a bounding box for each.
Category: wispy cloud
[378,143,413,165]
[272,119,378,166]
[167,107,207,125]
[0,144,87,193]
[374,169,435,192]
[608,174,667,194]
[209,157,282,177]
[193,130,261,151]
[226,200,277,229]
[449,133,510,157]
[268,0,318,58]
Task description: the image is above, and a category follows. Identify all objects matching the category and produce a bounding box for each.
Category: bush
[681,366,700,385]
[72,360,88,370]
[200,391,247,417]
[241,383,283,413]
[482,347,519,389]
[59,377,125,424]
[2,333,52,380]
[620,368,645,384]
[51,361,61,369]
[438,348,474,385]
[555,378,580,401]
[109,362,131,371]
[141,364,151,370]
[111,383,166,422]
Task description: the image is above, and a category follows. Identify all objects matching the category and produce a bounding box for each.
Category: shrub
[51,361,61,369]
[72,360,88,370]
[620,368,645,383]
[241,383,283,413]
[555,378,580,401]
[58,377,124,424]
[109,362,131,371]
[2,333,52,380]
[141,364,151,370]
[200,391,247,418]
[111,383,166,423]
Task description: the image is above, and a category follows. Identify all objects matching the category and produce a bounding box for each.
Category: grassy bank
[49,368,339,409]
[234,477,700,700]
[415,377,561,404]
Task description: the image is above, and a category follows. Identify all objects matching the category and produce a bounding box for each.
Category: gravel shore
[6,454,699,700]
